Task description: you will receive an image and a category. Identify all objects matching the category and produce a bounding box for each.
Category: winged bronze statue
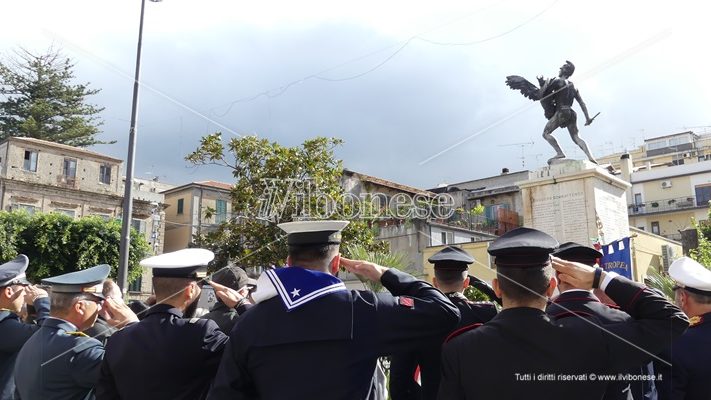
[506,61,599,165]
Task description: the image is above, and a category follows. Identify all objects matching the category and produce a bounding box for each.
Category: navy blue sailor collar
[253,266,348,311]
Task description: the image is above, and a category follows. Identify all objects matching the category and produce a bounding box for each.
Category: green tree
[0,211,149,282]
[344,244,407,292]
[0,48,109,147]
[186,133,388,270]
[691,215,711,267]
[646,214,711,299]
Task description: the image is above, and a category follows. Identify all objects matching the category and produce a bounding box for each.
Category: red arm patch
[398,296,414,308]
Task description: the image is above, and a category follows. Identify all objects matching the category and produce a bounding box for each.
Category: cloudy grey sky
[3,0,710,189]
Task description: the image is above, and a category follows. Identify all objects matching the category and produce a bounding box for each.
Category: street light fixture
[118,0,162,293]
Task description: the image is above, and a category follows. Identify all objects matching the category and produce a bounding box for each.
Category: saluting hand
[103,297,139,328]
[551,256,604,290]
[339,257,389,282]
[209,280,248,309]
[23,285,48,304]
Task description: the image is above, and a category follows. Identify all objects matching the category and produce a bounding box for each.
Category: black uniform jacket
[439,277,689,400]
[14,317,104,400]
[656,311,711,400]
[390,293,497,400]
[207,269,460,400]
[83,316,116,346]
[96,304,229,400]
[201,301,253,334]
[547,289,657,400]
[0,297,50,400]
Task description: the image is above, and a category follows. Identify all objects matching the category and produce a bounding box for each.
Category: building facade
[598,131,711,172]
[162,181,232,252]
[0,137,166,296]
[342,169,496,274]
[429,168,530,236]
[619,153,711,241]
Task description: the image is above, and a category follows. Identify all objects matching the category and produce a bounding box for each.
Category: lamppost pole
[118,0,150,292]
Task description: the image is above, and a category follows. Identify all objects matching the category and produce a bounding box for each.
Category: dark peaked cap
[428,246,474,271]
[487,227,558,267]
[42,264,111,299]
[553,242,602,266]
[0,255,31,287]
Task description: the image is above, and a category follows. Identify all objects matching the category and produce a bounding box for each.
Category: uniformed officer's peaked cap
[428,246,474,271]
[42,264,111,299]
[0,255,31,287]
[669,257,711,296]
[552,242,602,266]
[278,220,349,246]
[487,227,558,267]
[140,248,214,279]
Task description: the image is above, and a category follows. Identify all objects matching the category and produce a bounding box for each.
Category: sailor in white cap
[14,264,138,400]
[655,257,711,400]
[0,255,49,399]
[207,220,460,400]
[97,248,230,400]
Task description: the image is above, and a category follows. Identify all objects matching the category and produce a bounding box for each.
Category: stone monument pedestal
[518,160,631,246]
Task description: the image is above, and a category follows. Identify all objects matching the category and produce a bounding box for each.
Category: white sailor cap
[278,220,349,246]
[0,255,31,287]
[669,257,711,296]
[140,248,214,279]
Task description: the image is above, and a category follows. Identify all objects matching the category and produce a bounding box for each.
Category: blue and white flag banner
[599,237,633,279]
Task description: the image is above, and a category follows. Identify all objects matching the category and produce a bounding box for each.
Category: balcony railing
[435,209,521,236]
[629,195,707,215]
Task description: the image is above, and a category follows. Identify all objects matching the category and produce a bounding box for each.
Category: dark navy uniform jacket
[207,269,460,400]
[96,304,229,400]
[547,289,657,400]
[390,292,497,400]
[83,317,116,346]
[14,317,104,400]
[439,277,688,400]
[656,311,711,400]
[0,297,50,400]
[201,301,253,334]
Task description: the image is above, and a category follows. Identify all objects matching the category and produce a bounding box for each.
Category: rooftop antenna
[498,141,535,168]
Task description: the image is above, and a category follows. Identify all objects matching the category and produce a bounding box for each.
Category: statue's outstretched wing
[505,75,540,101]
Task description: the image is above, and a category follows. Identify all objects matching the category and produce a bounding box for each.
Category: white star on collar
[290,288,301,298]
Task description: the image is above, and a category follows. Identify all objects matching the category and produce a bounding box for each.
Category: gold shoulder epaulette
[66,331,89,337]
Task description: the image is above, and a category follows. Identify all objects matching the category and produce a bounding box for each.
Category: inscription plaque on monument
[519,160,630,246]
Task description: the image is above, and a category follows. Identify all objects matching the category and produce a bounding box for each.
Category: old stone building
[0,137,166,295]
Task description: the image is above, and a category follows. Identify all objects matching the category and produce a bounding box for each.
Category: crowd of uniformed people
[0,220,709,399]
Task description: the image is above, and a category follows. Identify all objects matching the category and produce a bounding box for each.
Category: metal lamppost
[118,0,162,292]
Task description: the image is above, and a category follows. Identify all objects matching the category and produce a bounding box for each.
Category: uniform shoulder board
[188,318,200,324]
[444,323,482,344]
[602,302,621,310]
[66,331,89,337]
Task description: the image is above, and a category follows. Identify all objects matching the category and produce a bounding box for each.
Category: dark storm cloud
[7,1,711,190]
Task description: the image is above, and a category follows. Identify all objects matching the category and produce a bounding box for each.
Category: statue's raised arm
[505,61,599,165]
